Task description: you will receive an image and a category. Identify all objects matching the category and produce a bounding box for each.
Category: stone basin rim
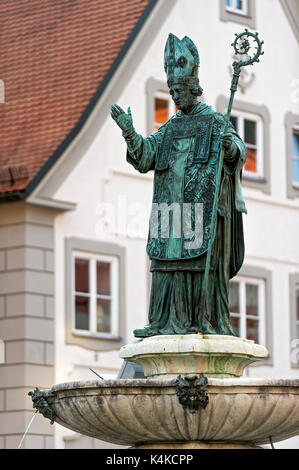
[133,334,256,343]
[49,377,299,393]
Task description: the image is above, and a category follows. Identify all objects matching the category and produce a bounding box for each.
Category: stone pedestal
[120,334,268,378]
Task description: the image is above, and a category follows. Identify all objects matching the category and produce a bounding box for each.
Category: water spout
[17,411,37,449]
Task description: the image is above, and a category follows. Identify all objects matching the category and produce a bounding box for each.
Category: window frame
[285,113,299,199]
[216,95,271,194]
[65,238,126,352]
[290,273,299,369]
[233,265,273,367]
[296,285,299,338]
[291,127,299,189]
[279,0,299,44]
[72,250,119,339]
[230,276,266,346]
[154,90,176,132]
[146,78,171,136]
[230,110,264,179]
[220,0,256,28]
[225,0,249,16]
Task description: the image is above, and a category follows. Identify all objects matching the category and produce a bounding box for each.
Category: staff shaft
[199,69,240,332]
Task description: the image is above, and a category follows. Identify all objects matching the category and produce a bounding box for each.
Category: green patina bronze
[110,30,264,338]
[199,30,264,332]
[28,388,56,424]
[175,375,209,414]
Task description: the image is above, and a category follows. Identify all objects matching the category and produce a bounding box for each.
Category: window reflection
[229,282,239,313]
[97,299,111,333]
[75,296,89,330]
[292,132,299,185]
[97,262,110,295]
[75,258,89,293]
[246,284,258,316]
[246,318,259,343]
[154,98,168,131]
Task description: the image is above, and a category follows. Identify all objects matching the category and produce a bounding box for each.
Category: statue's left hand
[220,132,234,151]
[110,104,133,132]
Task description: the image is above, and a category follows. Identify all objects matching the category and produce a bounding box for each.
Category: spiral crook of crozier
[231,28,264,71]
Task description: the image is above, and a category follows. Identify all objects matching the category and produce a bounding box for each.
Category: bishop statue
[111,34,247,337]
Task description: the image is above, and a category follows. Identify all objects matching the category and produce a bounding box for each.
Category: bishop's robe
[125,102,247,336]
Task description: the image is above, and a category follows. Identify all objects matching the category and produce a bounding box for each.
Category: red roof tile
[0,0,154,197]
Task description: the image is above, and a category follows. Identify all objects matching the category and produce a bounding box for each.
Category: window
[292,130,299,187]
[220,0,255,28]
[280,0,299,44]
[65,238,126,352]
[73,252,119,338]
[226,0,248,15]
[290,274,299,368]
[146,78,176,136]
[217,96,271,193]
[154,92,176,132]
[229,277,266,345]
[296,285,299,340]
[230,112,263,178]
[285,113,299,199]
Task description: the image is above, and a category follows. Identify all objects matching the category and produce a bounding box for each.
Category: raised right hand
[110,104,133,132]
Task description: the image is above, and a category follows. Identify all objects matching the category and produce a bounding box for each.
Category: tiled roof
[0,0,154,197]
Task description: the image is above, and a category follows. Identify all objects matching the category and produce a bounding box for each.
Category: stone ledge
[119,335,269,378]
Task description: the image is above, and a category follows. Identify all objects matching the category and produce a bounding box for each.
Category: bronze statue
[111,32,263,338]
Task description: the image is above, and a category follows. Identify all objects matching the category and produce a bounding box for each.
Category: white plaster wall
[52,0,299,448]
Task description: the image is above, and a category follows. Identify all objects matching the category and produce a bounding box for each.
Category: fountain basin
[43,378,299,448]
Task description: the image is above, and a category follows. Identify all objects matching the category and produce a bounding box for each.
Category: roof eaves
[0,189,26,203]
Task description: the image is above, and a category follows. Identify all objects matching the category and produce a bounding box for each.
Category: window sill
[225,8,250,18]
[243,175,267,184]
[242,175,270,194]
[73,330,122,341]
[67,330,125,352]
[287,184,299,199]
[220,0,256,28]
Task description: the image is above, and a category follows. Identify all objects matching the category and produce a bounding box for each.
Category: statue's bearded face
[169,84,196,112]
